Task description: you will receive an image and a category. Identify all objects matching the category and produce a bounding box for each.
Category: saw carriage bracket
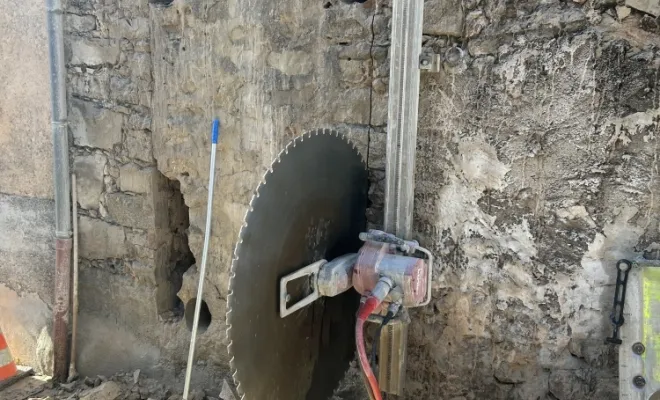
[280,229,433,318]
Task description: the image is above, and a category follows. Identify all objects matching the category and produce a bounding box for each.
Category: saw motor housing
[280,230,433,318]
[354,240,429,308]
[280,229,433,396]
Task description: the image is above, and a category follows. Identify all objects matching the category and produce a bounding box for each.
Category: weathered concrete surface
[0,0,55,377]
[406,11,659,399]
[75,313,162,377]
[0,0,53,199]
[0,194,54,373]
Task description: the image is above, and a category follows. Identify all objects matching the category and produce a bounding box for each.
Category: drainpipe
[47,0,72,383]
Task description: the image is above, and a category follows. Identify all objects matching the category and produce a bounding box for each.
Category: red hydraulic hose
[356,296,383,400]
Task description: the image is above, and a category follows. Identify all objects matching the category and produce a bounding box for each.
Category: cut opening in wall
[157,177,196,322]
[185,298,212,334]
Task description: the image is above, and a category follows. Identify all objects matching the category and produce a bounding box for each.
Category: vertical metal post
[47,0,72,383]
[384,0,424,240]
[380,1,424,396]
[70,174,79,379]
[47,0,71,238]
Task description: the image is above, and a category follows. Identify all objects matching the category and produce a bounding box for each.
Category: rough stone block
[424,0,464,37]
[271,86,315,107]
[110,75,137,104]
[616,5,632,19]
[339,59,367,85]
[68,69,110,100]
[548,370,589,399]
[371,91,388,126]
[69,38,120,66]
[73,153,107,210]
[126,230,158,262]
[368,130,386,170]
[66,14,97,33]
[110,75,150,106]
[465,10,488,38]
[126,52,152,82]
[125,129,154,161]
[321,14,370,43]
[467,37,499,56]
[267,51,313,76]
[118,164,157,194]
[105,192,152,229]
[332,88,371,124]
[626,0,659,16]
[339,125,386,170]
[70,99,123,150]
[220,379,237,400]
[127,113,152,131]
[79,216,126,260]
[108,17,150,40]
[336,42,372,61]
[133,39,151,53]
[126,261,157,285]
[80,381,122,400]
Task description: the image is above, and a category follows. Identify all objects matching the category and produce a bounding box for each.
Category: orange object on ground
[0,329,18,383]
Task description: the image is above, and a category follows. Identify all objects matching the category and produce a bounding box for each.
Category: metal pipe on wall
[47,0,72,382]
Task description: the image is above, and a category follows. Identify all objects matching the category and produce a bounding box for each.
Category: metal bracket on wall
[419,53,442,73]
[616,258,660,400]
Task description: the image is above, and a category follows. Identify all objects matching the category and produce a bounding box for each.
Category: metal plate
[227,129,368,400]
[620,262,660,400]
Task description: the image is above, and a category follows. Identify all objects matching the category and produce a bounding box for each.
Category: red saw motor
[280,229,433,399]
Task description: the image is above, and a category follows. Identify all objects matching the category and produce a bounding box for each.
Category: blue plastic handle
[211,119,220,144]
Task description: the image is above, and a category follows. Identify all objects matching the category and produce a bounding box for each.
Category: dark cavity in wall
[157,177,195,322]
[185,298,212,334]
[149,0,174,6]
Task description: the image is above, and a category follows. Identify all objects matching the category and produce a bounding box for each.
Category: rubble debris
[80,381,122,400]
[626,0,660,16]
[616,5,632,19]
[219,379,236,400]
[5,370,225,400]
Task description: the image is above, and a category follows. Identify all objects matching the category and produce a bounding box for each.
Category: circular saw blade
[227,129,368,400]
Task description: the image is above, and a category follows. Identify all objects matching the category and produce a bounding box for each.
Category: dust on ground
[3,370,236,400]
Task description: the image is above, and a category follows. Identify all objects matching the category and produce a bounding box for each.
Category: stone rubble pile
[27,370,236,400]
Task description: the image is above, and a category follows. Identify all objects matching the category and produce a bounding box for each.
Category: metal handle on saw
[280,260,325,318]
[417,246,434,306]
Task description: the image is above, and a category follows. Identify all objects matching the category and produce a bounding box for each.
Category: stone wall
[64,0,224,386]
[58,0,660,399]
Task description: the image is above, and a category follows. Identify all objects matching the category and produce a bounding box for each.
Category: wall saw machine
[226,0,439,399]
